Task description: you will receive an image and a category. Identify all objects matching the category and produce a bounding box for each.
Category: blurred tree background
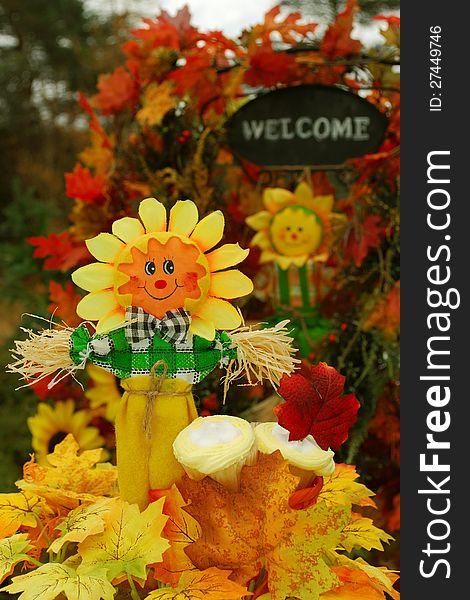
[0,0,131,491]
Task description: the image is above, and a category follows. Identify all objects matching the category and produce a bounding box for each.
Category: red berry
[328,334,337,343]
[340,323,348,331]
[199,409,212,417]
[202,393,219,411]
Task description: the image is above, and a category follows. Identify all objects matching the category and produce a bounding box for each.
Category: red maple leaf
[131,6,198,51]
[65,163,106,204]
[244,46,298,87]
[344,214,382,267]
[320,0,362,59]
[93,66,137,115]
[274,362,360,449]
[28,232,90,272]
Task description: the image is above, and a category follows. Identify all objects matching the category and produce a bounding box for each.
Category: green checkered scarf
[69,323,237,383]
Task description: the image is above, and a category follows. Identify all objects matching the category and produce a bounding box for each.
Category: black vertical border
[401,4,467,597]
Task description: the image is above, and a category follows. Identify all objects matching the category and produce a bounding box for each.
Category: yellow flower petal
[86,233,125,263]
[209,270,253,299]
[189,315,216,341]
[72,263,115,292]
[245,210,271,231]
[112,217,145,243]
[293,181,314,204]
[263,188,293,213]
[206,243,249,272]
[196,297,241,330]
[312,194,334,213]
[251,231,271,250]
[168,200,198,236]
[190,210,224,251]
[96,308,126,334]
[138,197,167,233]
[76,290,119,321]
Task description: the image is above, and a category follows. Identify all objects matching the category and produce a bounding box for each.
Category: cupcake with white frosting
[254,422,335,487]
[173,415,257,491]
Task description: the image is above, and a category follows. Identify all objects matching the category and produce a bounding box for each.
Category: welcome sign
[226,85,389,167]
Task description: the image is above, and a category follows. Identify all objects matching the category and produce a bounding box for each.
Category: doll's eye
[144,261,156,275]
[163,259,174,275]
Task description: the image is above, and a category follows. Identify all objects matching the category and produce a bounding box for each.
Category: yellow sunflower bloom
[72,197,253,340]
[85,364,122,422]
[246,182,334,270]
[28,399,104,465]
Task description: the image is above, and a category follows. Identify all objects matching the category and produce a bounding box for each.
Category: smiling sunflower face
[269,206,323,258]
[72,198,253,340]
[246,182,334,270]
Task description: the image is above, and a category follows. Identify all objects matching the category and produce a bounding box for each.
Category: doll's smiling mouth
[139,281,183,301]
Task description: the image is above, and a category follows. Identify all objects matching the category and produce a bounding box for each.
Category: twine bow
[139,360,189,440]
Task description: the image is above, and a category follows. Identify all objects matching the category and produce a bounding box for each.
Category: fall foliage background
[0,1,400,598]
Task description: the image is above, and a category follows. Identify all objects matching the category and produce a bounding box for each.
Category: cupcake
[173,415,257,491]
[254,422,335,487]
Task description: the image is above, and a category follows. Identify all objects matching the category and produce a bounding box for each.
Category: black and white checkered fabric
[124,306,191,347]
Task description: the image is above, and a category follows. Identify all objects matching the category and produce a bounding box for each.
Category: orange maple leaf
[48,281,82,328]
[93,66,137,115]
[320,0,362,59]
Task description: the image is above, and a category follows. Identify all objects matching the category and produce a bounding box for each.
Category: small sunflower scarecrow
[10,198,297,510]
[246,182,339,355]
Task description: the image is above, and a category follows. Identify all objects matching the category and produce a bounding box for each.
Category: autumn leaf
[146,567,250,600]
[48,281,82,328]
[137,82,176,127]
[0,492,45,539]
[77,497,169,583]
[131,5,198,51]
[79,131,114,176]
[319,464,376,509]
[275,362,360,448]
[320,0,362,58]
[65,163,106,204]
[27,232,90,272]
[0,534,33,585]
[321,554,399,600]
[344,214,382,268]
[93,66,137,115]
[251,6,318,47]
[339,515,393,552]
[17,435,118,509]
[49,499,113,554]
[363,282,400,339]
[1,560,115,600]
[179,452,350,599]
[149,485,200,586]
[244,47,298,88]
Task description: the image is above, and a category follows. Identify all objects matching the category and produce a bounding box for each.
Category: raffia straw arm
[7,326,79,388]
[224,320,300,394]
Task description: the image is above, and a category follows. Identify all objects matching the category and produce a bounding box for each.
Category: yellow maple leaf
[179,452,350,600]
[325,554,399,599]
[0,492,45,538]
[319,464,376,509]
[78,497,169,584]
[339,515,394,553]
[49,498,113,554]
[1,560,115,600]
[150,485,200,586]
[79,131,114,175]
[17,435,118,509]
[0,534,33,585]
[137,81,176,127]
[145,567,250,600]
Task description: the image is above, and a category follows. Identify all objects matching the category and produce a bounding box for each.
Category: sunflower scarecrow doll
[246,181,340,356]
[9,198,297,510]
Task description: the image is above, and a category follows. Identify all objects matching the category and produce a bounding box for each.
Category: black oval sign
[226,84,388,167]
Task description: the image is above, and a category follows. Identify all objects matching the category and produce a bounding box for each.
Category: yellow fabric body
[115,375,197,510]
